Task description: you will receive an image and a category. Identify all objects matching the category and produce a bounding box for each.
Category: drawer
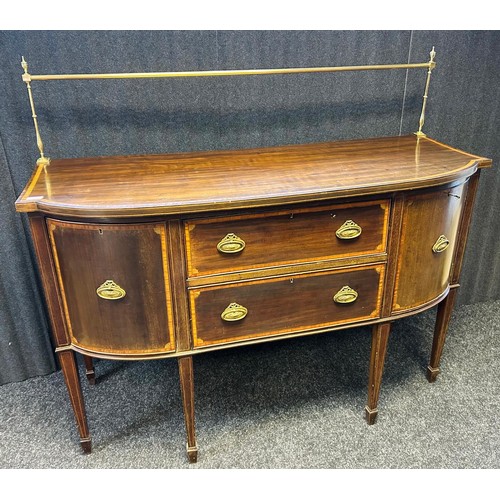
[47,220,175,355]
[190,264,385,347]
[185,200,389,277]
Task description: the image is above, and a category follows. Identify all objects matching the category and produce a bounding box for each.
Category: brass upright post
[21,57,50,166]
[415,47,437,138]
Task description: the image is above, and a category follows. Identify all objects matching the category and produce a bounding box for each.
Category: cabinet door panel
[392,183,466,313]
[47,220,175,355]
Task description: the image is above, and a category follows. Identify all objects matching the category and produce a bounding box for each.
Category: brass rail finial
[21,57,50,166]
[415,47,437,138]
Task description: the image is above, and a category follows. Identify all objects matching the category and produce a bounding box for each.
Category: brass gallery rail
[25,62,433,80]
[20,47,437,167]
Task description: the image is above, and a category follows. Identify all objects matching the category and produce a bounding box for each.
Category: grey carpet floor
[1,299,499,469]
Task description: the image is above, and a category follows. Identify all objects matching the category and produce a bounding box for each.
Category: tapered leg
[365,322,391,425]
[178,356,198,463]
[58,350,91,453]
[82,355,96,386]
[427,288,458,383]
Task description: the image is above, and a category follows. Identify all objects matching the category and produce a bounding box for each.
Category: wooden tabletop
[16,135,491,218]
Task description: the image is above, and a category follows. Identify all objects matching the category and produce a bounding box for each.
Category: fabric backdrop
[1,31,499,384]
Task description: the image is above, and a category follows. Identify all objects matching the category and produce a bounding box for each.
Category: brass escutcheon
[96,280,126,300]
[336,220,362,240]
[217,233,246,254]
[432,235,450,253]
[221,302,248,322]
[333,285,358,304]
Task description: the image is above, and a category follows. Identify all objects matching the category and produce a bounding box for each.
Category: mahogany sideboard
[15,135,491,463]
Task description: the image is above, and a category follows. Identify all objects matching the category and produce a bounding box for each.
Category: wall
[0,30,499,383]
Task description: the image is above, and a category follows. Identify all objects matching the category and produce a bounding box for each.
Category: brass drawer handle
[96,280,126,300]
[432,235,450,253]
[221,302,248,322]
[336,220,362,240]
[217,233,246,254]
[333,285,358,304]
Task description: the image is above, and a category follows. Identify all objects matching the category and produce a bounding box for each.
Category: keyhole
[98,228,103,235]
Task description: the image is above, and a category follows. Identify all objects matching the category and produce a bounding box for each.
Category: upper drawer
[185,200,390,277]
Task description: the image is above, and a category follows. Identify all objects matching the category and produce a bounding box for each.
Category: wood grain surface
[15,136,491,218]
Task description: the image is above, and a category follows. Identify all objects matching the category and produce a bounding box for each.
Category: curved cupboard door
[47,220,175,355]
[392,182,466,313]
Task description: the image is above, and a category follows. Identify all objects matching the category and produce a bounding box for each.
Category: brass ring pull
[333,285,358,304]
[217,233,246,254]
[96,280,126,300]
[336,220,362,240]
[221,302,248,322]
[432,235,450,253]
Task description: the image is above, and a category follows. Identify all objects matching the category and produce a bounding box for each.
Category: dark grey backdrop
[1,31,499,385]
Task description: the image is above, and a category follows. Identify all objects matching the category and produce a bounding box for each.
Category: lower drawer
[189,265,385,347]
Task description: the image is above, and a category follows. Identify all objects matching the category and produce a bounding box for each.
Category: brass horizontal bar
[28,62,434,81]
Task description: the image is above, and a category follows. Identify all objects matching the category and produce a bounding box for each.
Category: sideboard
[15,134,491,462]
